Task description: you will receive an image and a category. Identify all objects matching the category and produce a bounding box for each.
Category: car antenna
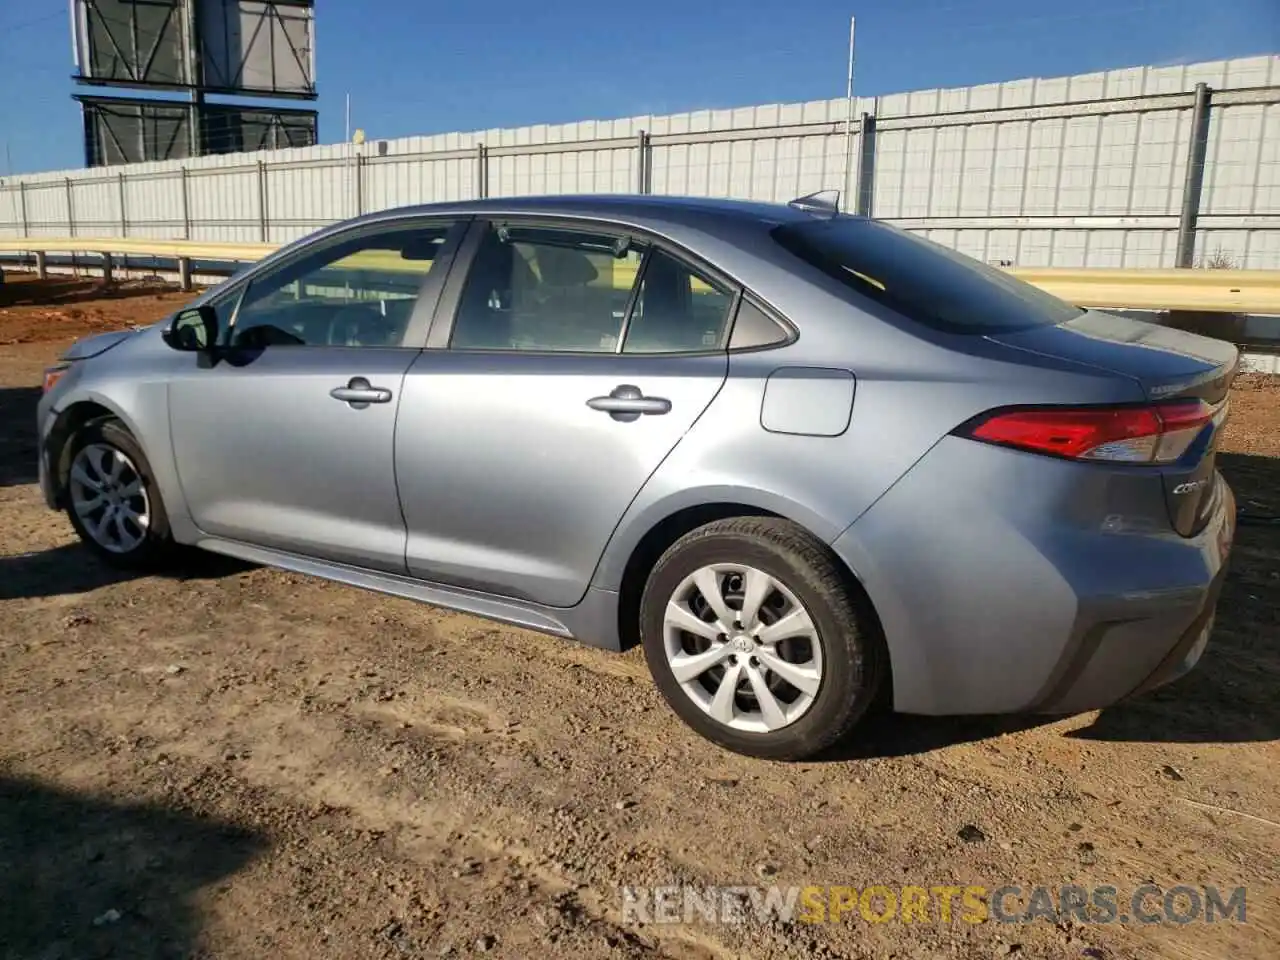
[787,190,841,219]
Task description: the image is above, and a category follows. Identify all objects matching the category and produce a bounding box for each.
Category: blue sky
[0,0,1276,174]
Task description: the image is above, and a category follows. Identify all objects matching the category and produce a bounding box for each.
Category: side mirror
[164,305,218,352]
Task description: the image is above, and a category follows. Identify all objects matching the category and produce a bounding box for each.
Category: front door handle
[330,376,392,409]
[586,384,672,422]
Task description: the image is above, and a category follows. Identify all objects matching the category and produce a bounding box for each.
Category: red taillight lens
[960,400,1215,464]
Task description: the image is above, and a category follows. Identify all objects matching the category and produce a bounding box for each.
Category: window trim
[211,215,471,350]
[426,215,747,358]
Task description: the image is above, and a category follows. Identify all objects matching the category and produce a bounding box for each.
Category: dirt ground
[0,273,1277,960]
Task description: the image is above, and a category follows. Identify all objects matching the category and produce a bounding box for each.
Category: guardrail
[3,236,1279,315]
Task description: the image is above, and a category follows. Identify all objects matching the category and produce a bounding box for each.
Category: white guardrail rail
[2,237,1280,315]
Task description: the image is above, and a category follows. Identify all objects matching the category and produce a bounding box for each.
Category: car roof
[355,193,825,234]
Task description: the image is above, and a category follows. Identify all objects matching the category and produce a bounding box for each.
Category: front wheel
[64,417,175,568]
[640,517,883,761]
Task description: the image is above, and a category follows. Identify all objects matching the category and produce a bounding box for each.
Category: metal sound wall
[5,55,1278,270]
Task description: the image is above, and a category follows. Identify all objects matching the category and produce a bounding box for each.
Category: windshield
[772,218,1084,334]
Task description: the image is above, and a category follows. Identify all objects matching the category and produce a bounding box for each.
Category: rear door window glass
[451,225,645,352]
[772,218,1083,334]
[622,250,735,354]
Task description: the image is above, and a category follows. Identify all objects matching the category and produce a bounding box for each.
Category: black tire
[64,417,175,569]
[640,517,884,761]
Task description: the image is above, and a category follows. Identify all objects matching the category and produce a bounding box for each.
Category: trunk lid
[991,310,1239,537]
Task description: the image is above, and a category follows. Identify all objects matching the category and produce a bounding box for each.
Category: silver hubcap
[663,564,824,733]
[69,443,150,554]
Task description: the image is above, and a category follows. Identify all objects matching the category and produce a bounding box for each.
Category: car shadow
[818,450,1280,759]
[815,712,1055,761]
[0,386,41,488]
[0,773,266,959]
[0,543,253,601]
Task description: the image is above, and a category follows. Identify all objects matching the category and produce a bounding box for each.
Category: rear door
[394,219,736,607]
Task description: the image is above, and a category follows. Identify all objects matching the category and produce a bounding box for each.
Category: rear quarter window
[771,218,1083,334]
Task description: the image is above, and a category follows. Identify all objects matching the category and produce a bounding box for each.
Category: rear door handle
[587,384,672,422]
[330,376,392,409]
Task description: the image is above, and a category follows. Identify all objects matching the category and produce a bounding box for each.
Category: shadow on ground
[820,451,1280,760]
[0,386,40,488]
[0,543,253,601]
[0,773,266,960]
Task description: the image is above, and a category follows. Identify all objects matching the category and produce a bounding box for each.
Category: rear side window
[451,225,645,352]
[622,250,735,354]
[772,219,1083,334]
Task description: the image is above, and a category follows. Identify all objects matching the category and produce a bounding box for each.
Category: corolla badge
[1173,478,1211,495]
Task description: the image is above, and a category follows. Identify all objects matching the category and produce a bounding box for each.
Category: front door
[395,221,737,607]
[168,219,465,572]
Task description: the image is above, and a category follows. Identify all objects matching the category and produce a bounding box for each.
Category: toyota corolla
[37,194,1238,760]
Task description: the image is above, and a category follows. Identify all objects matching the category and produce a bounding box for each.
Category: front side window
[772,218,1084,334]
[229,223,454,348]
[451,225,646,352]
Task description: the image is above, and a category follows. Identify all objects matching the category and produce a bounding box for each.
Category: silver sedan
[37,194,1238,760]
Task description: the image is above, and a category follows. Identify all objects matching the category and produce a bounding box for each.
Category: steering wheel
[327,303,398,346]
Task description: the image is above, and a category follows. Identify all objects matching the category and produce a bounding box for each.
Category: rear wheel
[640,517,883,760]
[65,418,174,568]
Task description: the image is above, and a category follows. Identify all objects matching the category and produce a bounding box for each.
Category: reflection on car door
[168,219,465,572]
[394,220,736,607]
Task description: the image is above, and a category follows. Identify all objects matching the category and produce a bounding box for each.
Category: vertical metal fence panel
[0,187,20,239]
[263,161,347,242]
[990,121,1031,216]
[69,179,117,235]
[22,182,70,237]
[1199,100,1277,268]
[1,56,1278,268]
[872,127,907,217]
[187,166,260,242]
[122,173,184,239]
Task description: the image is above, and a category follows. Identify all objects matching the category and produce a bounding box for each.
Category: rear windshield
[771,218,1084,334]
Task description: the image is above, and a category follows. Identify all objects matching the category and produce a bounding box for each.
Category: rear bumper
[1025,522,1230,715]
[831,436,1235,716]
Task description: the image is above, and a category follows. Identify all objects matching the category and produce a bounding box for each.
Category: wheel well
[614,502,894,704]
[615,504,778,651]
[48,401,115,505]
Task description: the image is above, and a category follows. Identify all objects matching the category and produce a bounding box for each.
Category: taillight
[957,400,1215,464]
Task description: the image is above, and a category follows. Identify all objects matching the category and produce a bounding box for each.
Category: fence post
[257,160,269,242]
[65,178,75,238]
[18,182,28,237]
[856,113,877,216]
[355,153,365,215]
[180,167,191,240]
[636,130,650,194]
[475,143,488,199]
[117,171,128,237]
[1175,82,1212,268]
[65,177,77,275]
